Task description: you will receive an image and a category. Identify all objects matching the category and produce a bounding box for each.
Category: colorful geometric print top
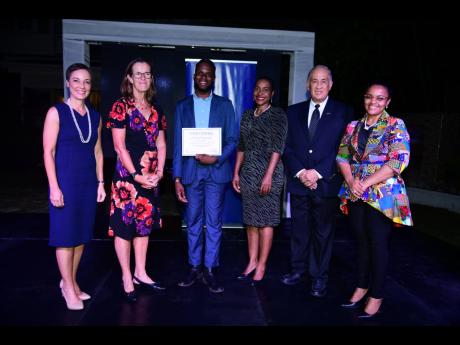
[336,111,413,226]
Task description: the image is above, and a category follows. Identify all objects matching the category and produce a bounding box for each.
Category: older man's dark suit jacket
[283,98,353,198]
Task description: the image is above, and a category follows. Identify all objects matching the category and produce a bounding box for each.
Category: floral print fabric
[107,97,167,237]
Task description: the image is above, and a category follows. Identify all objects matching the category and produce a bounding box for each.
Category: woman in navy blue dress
[43,63,106,310]
[107,58,167,302]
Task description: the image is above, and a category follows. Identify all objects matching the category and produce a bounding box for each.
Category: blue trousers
[184,166,226,269]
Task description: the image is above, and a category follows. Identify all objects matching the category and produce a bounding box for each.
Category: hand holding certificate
[182,128,222,156]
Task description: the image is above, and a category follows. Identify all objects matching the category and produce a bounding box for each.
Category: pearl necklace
[254,104,271,117]
[66,100,91,144]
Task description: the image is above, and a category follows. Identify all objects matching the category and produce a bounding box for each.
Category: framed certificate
[182,128,222,156]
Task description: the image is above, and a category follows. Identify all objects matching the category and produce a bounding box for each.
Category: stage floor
[0,210,459,326]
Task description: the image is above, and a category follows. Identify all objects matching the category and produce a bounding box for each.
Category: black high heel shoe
[121,283,138,303]
[133,276,166,291]
[358,299,383,319]
[124,290,138,303]
[236,268,256,281]
[250,270,267,286]
[341,289,368,309]
[358,309,382,319]
[340,299,363,309]
[250,277,266,286]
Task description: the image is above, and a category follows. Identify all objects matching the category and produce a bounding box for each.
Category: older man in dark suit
[282,65,353,297]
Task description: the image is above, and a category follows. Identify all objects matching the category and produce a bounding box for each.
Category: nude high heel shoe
[60,280,91,301]
[60,287,84,311]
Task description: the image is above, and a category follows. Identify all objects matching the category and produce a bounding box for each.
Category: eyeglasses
[364,94,388,102]
[133,72,152,79]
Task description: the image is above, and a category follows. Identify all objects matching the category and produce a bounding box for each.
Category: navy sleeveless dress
[48,102,101,247]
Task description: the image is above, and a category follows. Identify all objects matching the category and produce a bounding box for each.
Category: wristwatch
[130,171,139,179]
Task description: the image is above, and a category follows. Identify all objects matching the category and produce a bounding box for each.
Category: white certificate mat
[182,128,222,156]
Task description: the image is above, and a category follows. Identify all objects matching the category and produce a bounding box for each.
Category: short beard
[194,82,213,94]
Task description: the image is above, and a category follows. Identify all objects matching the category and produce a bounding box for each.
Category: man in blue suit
[173,59,237,293]
[281,65,353,297]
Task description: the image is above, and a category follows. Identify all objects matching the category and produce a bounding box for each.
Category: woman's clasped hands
[350,177,367,198]
[138,172,162,189]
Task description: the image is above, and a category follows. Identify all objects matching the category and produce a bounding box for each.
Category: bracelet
[98,180,104,184]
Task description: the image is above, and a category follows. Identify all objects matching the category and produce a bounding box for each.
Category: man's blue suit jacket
[173,94,237,185]
[283,98,353,198]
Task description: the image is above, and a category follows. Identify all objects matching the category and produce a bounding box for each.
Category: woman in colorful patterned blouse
[107,58,167,302]
[336,82,413,318]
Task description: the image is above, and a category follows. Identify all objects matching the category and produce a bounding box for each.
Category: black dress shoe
[202,269,224,293]
[310,280,327,298]
[236,268,256,281]
[133,276,166,291]
[311,288,327,298]
[178,266,202,287]
[280,272,303,286]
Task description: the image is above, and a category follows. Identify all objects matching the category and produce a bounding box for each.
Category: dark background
[1,18,459,196]
[99,43,287,158]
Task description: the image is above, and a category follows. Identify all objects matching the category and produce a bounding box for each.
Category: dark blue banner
[186,59,257,226]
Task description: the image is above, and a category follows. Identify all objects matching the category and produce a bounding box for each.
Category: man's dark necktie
[309,104,320,138]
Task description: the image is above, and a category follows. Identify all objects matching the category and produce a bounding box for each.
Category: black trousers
[348,200,393,299]
[289,194,338,282]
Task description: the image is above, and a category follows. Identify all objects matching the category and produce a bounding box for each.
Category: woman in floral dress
[107,58,167,302]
